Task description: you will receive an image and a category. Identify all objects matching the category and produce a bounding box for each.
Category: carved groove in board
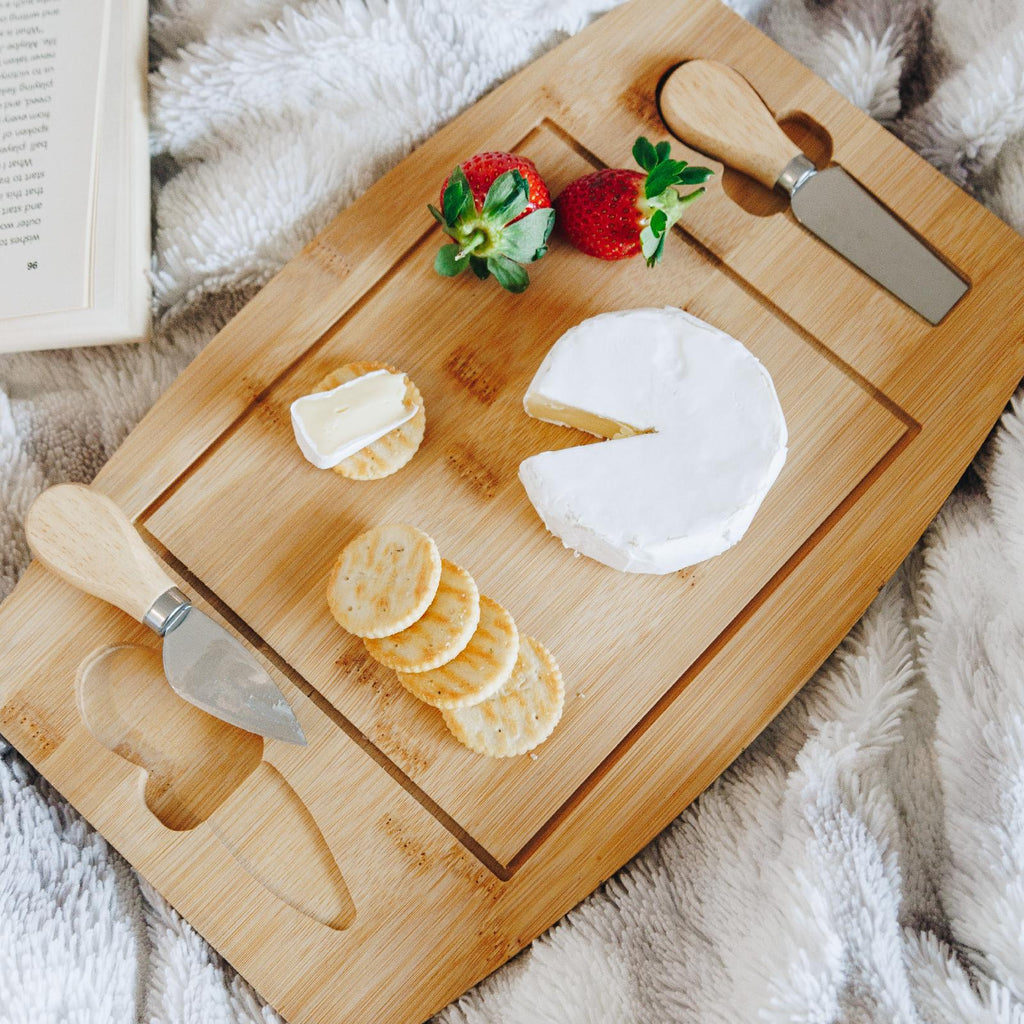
[76,644,355,930]
[137,117,920,874]
[136,408,916,878]
[505,418,920,872]
[135,527,513,882]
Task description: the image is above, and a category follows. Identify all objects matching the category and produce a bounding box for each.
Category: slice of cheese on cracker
[292,368,416,469]
[293,361,425,479]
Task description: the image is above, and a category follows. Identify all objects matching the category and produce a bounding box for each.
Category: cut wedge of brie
[519,307,788,574]
[291,369,416,469]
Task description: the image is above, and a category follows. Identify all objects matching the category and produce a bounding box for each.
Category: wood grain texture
[660,59,803,187]
[76,643,265,830]
[143,123,907,864]
[207,761,356,931]
[1,1,1024,1022]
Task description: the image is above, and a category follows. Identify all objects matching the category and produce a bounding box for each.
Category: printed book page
[0,0,108,320]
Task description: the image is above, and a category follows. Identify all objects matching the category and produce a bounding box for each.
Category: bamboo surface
[1,1,1023,1022]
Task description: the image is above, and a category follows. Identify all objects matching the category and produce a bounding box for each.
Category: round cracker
[395,595,517,709]
[363,560,480,673]
[314,361,425,480]
[442,636,564,758]
[327,524,441,638]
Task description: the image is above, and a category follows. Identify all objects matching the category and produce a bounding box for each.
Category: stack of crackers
[328,524,564,757]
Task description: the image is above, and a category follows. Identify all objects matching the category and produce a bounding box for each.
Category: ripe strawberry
[556,137,713,266]
[439,152,550,221]
[429,152,555,293]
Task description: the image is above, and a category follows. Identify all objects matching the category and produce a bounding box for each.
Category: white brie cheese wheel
[518,307,788,574]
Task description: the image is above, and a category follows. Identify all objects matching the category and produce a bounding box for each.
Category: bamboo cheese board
[2,0,1024,1020]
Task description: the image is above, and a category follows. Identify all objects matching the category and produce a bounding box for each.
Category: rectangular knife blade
[790,166,968,325]
[659,60,970,325]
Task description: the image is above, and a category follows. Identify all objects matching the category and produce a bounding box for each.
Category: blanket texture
[2,0,1023,1020]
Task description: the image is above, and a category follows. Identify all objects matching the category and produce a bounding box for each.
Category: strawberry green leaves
[431,141,708,280]
[639,211,669,266]
[440,167,474,224]
[487,254,530,293]
[632,136,713,199]
[631,136,713,267]
[632,136,658,171]
[481,169,529,223]
[429,164,555,293]
[499,209,554,264]
[556,137,713,265]
[434,243,468,276]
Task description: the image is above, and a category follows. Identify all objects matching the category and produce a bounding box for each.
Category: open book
[0,0,149,353]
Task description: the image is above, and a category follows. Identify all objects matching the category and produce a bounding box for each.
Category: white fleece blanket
[1,0,1023,1020]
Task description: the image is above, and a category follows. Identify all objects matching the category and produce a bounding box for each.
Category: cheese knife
[25,483,307,746]
[659,60,968,324]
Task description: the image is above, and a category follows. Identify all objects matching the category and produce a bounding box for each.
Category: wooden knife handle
[24,483,175,623]
[660,59,804,190]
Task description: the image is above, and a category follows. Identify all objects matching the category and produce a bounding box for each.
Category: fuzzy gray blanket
[1,0,1023,1021]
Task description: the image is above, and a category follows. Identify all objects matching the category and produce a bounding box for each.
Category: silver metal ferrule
[774,154,817,198]
[143,587,192,636]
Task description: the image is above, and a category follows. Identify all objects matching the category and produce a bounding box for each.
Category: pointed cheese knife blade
[24,483,306,746]
[660,60,968,324]
[161,603,307,745]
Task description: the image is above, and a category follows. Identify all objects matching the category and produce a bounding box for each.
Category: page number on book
[26,262,38,270]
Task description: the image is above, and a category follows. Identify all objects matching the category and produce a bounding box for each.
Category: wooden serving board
[2,1,1023,1020]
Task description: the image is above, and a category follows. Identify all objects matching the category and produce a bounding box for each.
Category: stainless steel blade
[789,167,968,325]
[162,607,307,745]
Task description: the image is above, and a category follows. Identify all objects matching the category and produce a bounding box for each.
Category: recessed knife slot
[77,644,355,929]
[657,62,834,217]
[719,115,835,218]
[657,59,969,323]
[778,113,833,169]
[77,643,263,829]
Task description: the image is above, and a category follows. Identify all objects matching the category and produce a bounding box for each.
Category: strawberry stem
[632,136,714,266]
[457,230,488,259]
[429,160,554,292]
